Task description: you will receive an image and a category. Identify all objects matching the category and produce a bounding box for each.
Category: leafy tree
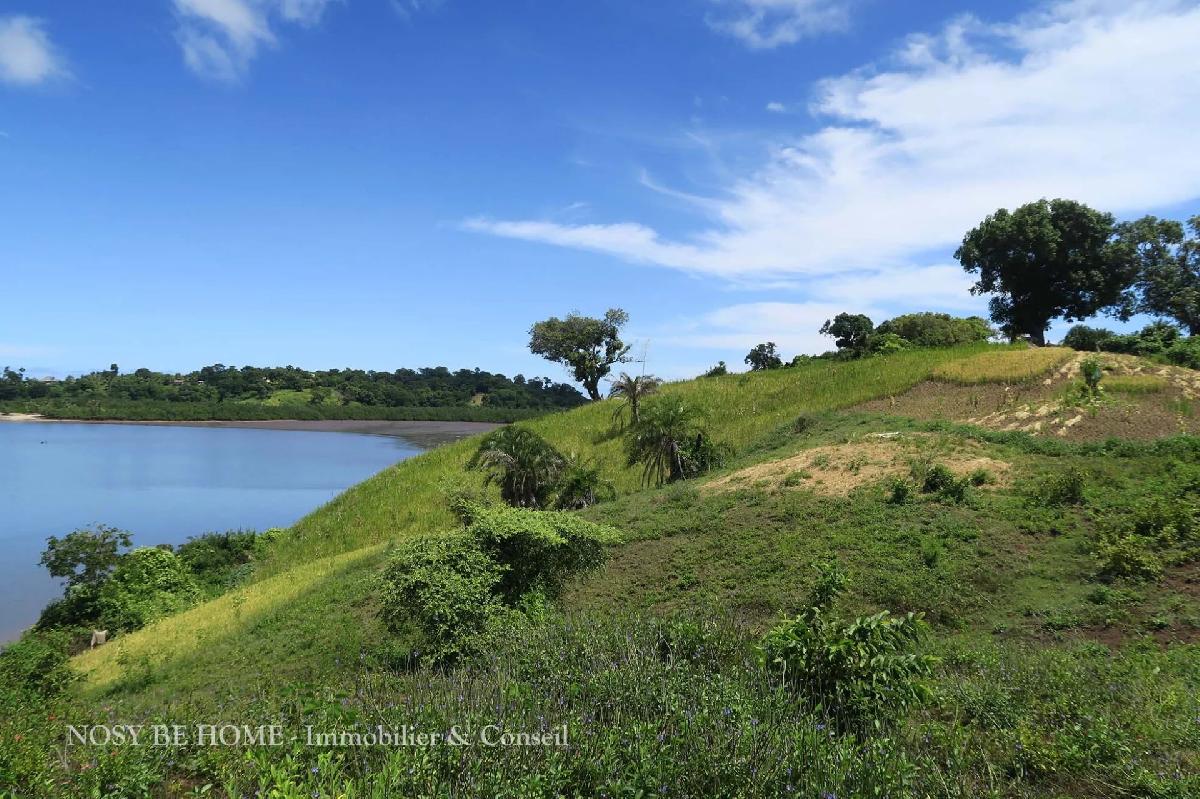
[820,313,875,356]
[608,372,662,426]
[744,342,783,371]
[468,426,565,508]
[956,199,1138,345]
[40,524,131,591]
[1126,215,1200,334]
[701,361,728,378]
[875,313,992,348]
[528,308,631,400]
[1061,324,1118,351]
[97,547,198,632]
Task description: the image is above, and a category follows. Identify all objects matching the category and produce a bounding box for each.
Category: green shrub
[97,547,198,633]
[875,312,992,348]
[1095,534,1163,581]
[886,477,912,504]
[378,534,504,664]
[552,455,615,510]
[1062,325,1118,351]
[175,529,261,592]
[1165,338,1200,370]
[465,503,618,601]
[968,468,995,486]
[0,630,76,696]
[380,504,619,663]
[917,463,956,493]
[1033,466,1087,506]
[759,562,937,732]
[1080,357,1104,394]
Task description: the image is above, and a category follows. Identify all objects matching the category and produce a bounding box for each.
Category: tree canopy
[528,309,631,401]
[820,314,875,356]
[1128,215,1200,335]
[956,199,1138,345]
[744,342,783,371]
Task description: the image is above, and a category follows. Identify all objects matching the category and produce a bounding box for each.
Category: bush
[97,547,198,633]
[175,529,262,591]
[465,503,617,601]
[886,478,912,504]
[1062,325,1118,351]
[0,630,76,696]
[553,456,615,510]
[759,562,937,732]
[875,312,992,348]
[918,463,956,493]
[1033,467,1087,506]
[380,504,619,663]
[1095,534,1163,581]
[1165,338,1200,370]
[1080,357,1104,394]
[378,534,504,664]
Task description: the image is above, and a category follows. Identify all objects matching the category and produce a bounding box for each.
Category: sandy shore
[0,414,501,448]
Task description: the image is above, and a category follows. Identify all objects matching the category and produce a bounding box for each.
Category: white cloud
[662,301,857,356]
[708,0,855,49]
[0,16,67,86]
[469,0,1200,290]
[173,0,338,81]
[765,101,786,113]
[390,0,444,20]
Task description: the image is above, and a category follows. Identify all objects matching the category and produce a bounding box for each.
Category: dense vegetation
[0,362,584,422]
[5,341,1199,797]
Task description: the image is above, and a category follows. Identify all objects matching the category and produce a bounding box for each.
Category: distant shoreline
[0,414,501,447]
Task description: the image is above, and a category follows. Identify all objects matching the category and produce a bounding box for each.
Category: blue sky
[2,1,1199,383]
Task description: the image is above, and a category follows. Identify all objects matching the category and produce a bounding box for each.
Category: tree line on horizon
[0,362,587,411]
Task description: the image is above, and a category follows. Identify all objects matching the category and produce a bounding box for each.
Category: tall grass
[931,347,1073,384]
[75,344,999,689]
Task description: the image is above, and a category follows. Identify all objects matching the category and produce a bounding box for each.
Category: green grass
[10,344,1200,797]
[1105,374,1169,394]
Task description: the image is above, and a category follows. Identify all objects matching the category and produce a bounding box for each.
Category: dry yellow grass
[932,347,1073,384]
[704,434,1010,495]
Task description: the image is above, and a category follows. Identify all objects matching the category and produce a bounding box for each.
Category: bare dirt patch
[857,353,1200,442]
[705,434,1010,496]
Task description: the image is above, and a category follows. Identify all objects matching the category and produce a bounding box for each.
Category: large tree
[955,199,1138,345]
[820,313,875,356]
[529,308,631,401]
[1126,215,1200,335]
[744,342,783,371]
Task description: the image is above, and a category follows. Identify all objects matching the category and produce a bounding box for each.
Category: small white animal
[90,629,108,649]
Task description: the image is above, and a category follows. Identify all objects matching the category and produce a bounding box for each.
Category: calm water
[0,422,422,641]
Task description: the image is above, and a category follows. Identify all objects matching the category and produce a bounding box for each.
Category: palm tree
[553,453,616,510]
[468,427,565,508]
[608,372,663,427]
[624,398,697,486]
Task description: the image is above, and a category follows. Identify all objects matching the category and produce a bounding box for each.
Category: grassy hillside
[8,344,1200,797]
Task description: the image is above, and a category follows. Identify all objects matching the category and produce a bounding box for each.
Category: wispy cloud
[707,0,856,49]
[390,0,445,20]
[0,16,67,86]
[468,0,1200,298]
[172,0,338,82]
[765,101,787,113]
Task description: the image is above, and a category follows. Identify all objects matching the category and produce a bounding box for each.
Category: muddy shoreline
[0,414,501,448]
